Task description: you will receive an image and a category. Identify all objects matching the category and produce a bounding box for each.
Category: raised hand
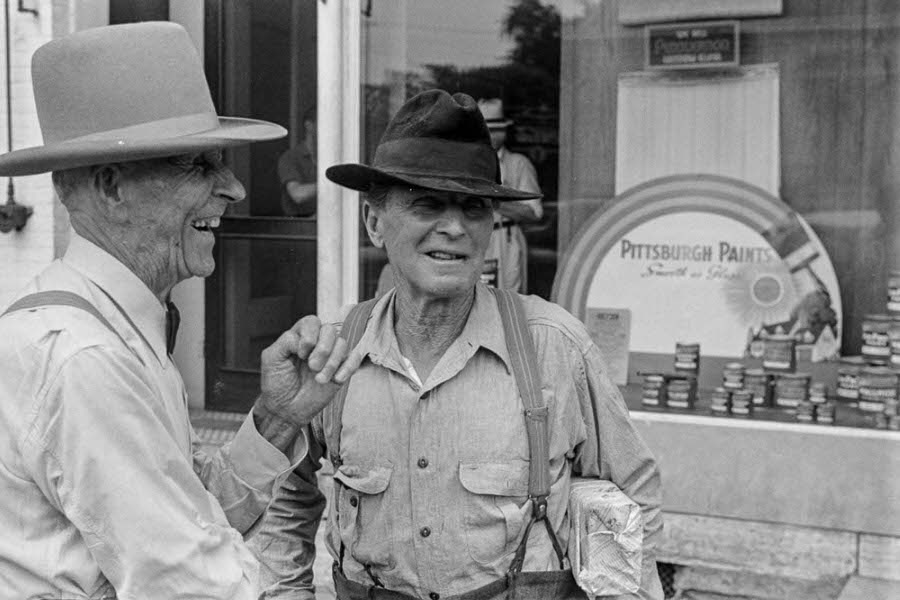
[257,316,363,435]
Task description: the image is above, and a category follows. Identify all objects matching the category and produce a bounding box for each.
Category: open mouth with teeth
[191,217,221,232]
[427,251,465,261]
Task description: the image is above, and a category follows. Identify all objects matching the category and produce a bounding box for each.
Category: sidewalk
[191,409,337,599]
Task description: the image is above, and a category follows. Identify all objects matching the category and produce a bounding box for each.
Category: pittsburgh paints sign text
[620,239,775,263]
[619,239,777,281]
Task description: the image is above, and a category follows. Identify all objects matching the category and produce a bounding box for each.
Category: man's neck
[392,288,475,382]
[72,219,173,303]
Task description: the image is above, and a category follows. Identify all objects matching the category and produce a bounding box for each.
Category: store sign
[646,21,739,70]
[553,176,843,365]
[587,212,802,356]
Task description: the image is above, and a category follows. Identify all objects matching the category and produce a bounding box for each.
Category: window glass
[358,1,900,430]
[359,0,560,300]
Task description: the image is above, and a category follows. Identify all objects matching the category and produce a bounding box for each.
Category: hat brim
[326,163,541,201]
[0,116,287,176]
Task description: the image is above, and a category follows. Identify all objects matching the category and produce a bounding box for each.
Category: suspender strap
[2,290,128,349]
[327,298,379,468]
[491,288,550,502]
[490,287,565,572]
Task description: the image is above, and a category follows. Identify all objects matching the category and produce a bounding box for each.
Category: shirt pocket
[458,460,530,566]
[333,463,395,570]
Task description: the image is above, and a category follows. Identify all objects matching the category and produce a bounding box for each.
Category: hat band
[374,137,497,182]
[56,112,220,144]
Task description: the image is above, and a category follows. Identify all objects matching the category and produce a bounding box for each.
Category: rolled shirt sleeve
[247,442,326,600]
[193,407,309,535]
[20,347,265,599]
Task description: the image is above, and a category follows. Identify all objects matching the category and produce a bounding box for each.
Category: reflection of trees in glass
[424,0,561,110]
[362,0,561,176]
[503,0,561,89]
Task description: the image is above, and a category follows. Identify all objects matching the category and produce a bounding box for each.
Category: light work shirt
[0,235,306,599]
[253,284,663,600]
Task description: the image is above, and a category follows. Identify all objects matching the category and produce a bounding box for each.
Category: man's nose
[212,166,246,203]
[435,206,467,236]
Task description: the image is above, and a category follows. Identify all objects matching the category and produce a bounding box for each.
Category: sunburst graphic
[722,261,799,329]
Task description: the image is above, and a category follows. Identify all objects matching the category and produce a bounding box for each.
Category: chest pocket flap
[333,464,392,494]
[459,460,530,496]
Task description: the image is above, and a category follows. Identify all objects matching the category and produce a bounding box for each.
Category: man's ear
[363,201,384,249]
[91,164,124,206]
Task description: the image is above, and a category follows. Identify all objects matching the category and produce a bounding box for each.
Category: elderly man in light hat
[0,23,358,599]
[477,98,543,293]
[252,90,663,600]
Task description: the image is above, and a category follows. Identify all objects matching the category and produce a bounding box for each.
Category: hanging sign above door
[646,21,740,70]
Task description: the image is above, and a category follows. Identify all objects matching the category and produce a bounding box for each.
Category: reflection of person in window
[278,106,317,217]
[478,98,543,292]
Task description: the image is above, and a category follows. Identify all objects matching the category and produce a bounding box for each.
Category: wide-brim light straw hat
[477,98,514,129]
[326,90,540,201]
[0,22,286,176]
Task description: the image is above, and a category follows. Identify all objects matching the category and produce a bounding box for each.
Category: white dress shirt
[0,234,305,599]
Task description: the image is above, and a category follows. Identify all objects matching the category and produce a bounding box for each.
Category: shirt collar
[357,284,512,374]
[62,233,169,364]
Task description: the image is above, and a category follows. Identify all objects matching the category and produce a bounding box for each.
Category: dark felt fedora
[0,22,286,176]
[325,90,540,200]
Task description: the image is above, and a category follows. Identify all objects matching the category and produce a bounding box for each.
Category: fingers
[306,321,338,371]
[293,316,324,361]
[313,337,348,384]
[334,345,364,384]
[267,315,363,387]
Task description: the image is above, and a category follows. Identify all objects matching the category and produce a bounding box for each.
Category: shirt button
[429,593,440,600]
[420,526,431,538]
[417,457,429,469]
[349,496,358,508]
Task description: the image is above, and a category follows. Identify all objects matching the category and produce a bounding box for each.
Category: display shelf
[621,383,893,431]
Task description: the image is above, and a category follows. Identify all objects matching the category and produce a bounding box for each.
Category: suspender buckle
[530,495,548,520]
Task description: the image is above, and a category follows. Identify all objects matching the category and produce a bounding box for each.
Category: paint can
[857,365,898,413]
[861,314,893,365]
[763,334,796,372]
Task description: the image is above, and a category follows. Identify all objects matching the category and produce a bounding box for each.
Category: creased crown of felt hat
[326,90,540,200]
[477,98,513,129]
[0,22,286,176]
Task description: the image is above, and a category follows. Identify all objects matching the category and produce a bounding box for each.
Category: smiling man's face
[116,150,245,291]
[365,186,495,303]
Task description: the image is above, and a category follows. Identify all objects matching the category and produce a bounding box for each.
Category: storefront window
[358,1,900,432]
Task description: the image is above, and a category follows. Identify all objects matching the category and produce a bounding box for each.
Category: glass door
[204,0,318,411]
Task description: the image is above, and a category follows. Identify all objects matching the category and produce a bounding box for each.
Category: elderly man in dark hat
[253,90,663,600]
[0,23,358,599]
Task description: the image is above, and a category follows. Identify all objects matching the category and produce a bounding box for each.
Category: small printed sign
[585,308,631,385]
[646,21,739,70]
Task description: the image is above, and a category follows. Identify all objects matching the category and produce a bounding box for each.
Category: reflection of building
[3,1,899,598]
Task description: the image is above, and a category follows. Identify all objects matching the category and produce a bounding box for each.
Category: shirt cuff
[229,407,310,490]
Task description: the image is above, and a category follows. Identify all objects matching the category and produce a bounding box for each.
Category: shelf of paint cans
[636,358,898,430]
